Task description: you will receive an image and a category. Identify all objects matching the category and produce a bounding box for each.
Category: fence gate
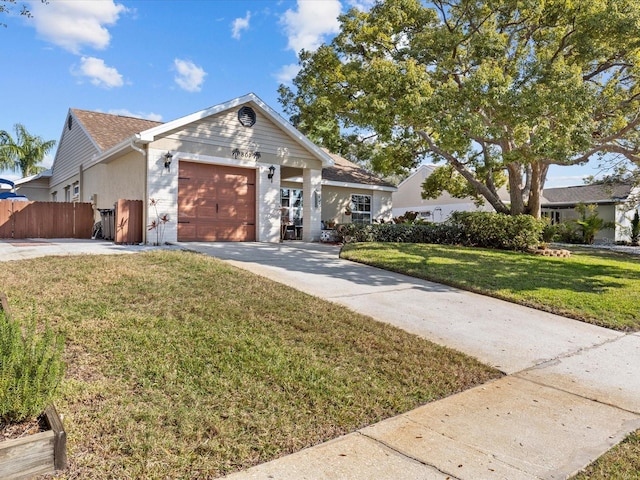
[115,199,143,244]
[0,201,94,239]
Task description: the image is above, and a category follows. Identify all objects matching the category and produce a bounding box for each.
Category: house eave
[541,200,622,208]
[323,179,397,192]
[84,136,142,169]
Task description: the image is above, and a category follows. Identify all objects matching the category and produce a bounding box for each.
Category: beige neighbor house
[27,93,395,243]
[541,183,640,244]
[392,164,510,222]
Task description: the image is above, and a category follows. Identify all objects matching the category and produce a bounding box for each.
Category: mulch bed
[0,416,48,442]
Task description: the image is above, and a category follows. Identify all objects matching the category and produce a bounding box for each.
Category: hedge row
[336,212,545,251]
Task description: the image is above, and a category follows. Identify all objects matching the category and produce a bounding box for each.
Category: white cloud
[232,11,251,40]
[73,56,124,88]
[173,59,207,93]
[275,63,300,85]
[107,109,163,122]
[30,0,127,54]
[281,0,341,54]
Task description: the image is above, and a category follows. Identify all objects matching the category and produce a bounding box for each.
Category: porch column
[303,168,322,241]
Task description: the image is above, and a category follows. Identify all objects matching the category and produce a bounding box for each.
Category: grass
[0,250,500,479]
[340,242,640,331]
[572,430,640,479]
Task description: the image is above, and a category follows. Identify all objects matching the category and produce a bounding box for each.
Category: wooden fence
[115,199,143,244]
[0,201,94,239]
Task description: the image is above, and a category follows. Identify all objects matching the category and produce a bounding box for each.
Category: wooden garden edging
[0,293,67,479]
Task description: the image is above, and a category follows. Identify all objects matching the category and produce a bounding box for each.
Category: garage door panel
[214,224,255,242]
[178,161,256,242]
[177,223,197,241]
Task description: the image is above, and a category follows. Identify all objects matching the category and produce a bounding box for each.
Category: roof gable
[136,93,334,167]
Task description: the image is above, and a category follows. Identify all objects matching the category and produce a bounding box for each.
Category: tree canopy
[0,124,55,177]
[279,0,640,217]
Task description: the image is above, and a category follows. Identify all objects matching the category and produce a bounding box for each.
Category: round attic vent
[238,106,256,127]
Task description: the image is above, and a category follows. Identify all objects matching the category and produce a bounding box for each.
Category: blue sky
[1,0,606,187]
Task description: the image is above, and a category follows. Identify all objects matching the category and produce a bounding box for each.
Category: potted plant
[0,293,67,479]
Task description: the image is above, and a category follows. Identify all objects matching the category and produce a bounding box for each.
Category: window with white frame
[281,188,303,226]
[350,194,372,224]
[64,186,70,202]
[72,182,80,198]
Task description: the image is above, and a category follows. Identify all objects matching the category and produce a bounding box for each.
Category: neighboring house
[14,170,52,201]
[20,93,395,243]
[392,164,509,221]
[541,183,640,244]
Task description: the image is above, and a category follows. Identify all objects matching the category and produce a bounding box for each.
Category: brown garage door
[178,162,256,242]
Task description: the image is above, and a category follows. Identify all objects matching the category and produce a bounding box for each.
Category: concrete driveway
[3,239,639,479]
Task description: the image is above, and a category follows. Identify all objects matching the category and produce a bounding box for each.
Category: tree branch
[417,129,510,213]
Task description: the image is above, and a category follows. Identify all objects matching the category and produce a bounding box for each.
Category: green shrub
[555,221,583,243]
[337,212,544,251]
[448,212,545,250]
[631,210,640,246]
[574,203,615,244]
[0,311,65,423]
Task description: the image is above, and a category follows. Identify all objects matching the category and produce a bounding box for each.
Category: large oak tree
[279,0,640,218]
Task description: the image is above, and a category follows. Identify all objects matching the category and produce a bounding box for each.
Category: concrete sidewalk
[2,240,639,479]
[181,242,640,480]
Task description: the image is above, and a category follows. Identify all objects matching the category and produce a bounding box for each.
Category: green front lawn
[340,243,640,331]
[0,251,500,479]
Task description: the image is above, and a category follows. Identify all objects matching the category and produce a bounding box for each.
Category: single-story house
[22,93,395,243]
[14,170,52,201]
[392,164,510,221]
[541,183,640,244]
[393,165,639,243]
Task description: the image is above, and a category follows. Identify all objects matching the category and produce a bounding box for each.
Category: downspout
[130,139,148,244]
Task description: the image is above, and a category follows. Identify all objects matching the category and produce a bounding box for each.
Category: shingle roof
[69,108,393,189]
[321,150,396,188]
[542,183,633,205]
[71,109,163,152]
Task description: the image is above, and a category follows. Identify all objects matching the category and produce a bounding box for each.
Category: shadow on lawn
[365,243,640,295]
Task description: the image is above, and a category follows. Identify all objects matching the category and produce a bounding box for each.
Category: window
[51,191,57,202]
[350,194,372,224]
[72,182,80,198]
[64,186,70,202]
[542,210,561,225]
[281,189,303,226]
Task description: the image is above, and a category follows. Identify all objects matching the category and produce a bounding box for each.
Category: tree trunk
[506,163,526,215]
[527,162,549,219]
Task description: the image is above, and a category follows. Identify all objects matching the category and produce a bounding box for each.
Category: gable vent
[238,106,256,127]
[68,115,73,130]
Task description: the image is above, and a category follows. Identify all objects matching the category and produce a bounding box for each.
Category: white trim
[322,179,397,192]
[136,93,335,168]
[69,110,103,152]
